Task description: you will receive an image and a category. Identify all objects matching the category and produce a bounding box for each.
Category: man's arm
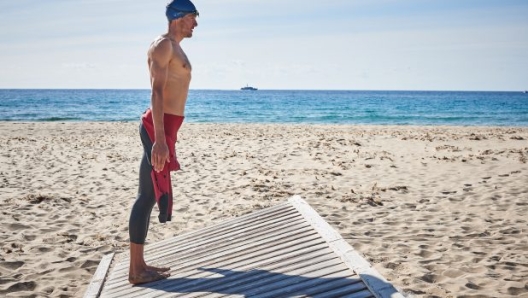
[149,38,172,172]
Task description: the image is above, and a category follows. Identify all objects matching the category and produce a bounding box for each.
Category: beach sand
[0,122,527,297]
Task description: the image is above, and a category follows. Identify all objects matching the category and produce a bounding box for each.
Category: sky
[0,0,527,91]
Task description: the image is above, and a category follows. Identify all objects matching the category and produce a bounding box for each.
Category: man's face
[181,14,198,38]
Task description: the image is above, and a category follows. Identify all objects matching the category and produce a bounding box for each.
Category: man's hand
[151,141,170,172]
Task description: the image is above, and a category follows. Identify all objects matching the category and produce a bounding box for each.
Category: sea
[0,89,527,126]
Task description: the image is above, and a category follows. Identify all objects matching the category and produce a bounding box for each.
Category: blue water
[0,89,527,126]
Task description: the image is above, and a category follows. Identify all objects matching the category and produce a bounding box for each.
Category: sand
[0,122,527,297]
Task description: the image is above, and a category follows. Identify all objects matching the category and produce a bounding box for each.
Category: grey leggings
[129,123,156,244]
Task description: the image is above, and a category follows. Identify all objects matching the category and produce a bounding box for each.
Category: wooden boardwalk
[85,196,403,298]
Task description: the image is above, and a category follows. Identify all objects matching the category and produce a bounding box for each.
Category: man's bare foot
[146,264,170,272]
[129,269,170,285]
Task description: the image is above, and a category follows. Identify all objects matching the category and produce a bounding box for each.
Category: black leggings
[129,123,156,244]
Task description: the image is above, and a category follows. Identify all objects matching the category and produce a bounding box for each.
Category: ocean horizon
[1,89,527,126]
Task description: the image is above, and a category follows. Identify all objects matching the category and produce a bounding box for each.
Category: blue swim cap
[166,0,199,22]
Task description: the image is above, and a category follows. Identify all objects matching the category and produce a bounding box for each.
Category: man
[128,0,199,285]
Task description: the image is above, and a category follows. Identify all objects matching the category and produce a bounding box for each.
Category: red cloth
[141,109,184,222]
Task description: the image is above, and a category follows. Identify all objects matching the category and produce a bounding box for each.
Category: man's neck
[168,27,184,43]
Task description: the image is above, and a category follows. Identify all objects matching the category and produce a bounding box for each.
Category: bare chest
[171,46,192,73]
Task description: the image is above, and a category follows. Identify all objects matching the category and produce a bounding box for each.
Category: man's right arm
[149,38,172,172]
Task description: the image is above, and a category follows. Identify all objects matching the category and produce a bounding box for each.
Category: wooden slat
[235,267,357,298]
[105,235,326,297]
[109,211,307,274]
[105,232,326,297]
[104,220,317,291]
[296,277,369,298]
[147,202,293,250]
[124,208,302,268]
[289,196,404,298]
[180,251,348,298]
[156,258,349,298]
[103,226,323,296]
[83,253,114,298]
[93,196,403,298]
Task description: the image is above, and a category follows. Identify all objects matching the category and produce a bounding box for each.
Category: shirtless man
[128,0,198,285]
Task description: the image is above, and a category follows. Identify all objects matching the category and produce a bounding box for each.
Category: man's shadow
[138,267,399,297]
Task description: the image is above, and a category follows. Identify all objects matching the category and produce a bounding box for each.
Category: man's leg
[128,124,170,284]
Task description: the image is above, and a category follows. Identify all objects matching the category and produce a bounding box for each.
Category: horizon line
[0,88,526,93]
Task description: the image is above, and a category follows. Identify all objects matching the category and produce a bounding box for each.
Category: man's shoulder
[151,35,172,48]
[149,35,173,56]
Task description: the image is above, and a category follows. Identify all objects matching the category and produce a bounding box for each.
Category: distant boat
[524,90,528,94]
[241,85,258,91]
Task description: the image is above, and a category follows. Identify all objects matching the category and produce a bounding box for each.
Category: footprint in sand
[441,191,457,195]
[2,281,37,292]
[418,249,434,258]
[7,223,31,231]
[0,261,24,270]
[465,281,482,290]
[442,268,465,278]
[421,273,447,284]
[29,246,53,253]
